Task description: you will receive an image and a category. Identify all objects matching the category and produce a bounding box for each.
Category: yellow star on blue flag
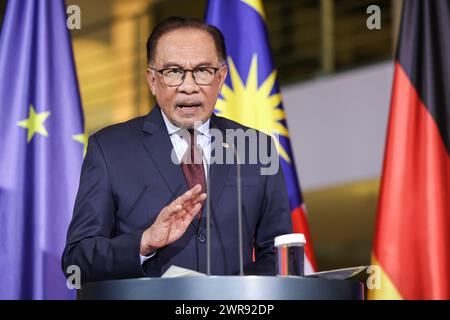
[17,105,51,143]
[72,132,89,157]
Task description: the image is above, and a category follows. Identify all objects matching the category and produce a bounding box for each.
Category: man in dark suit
[62,17,292,283]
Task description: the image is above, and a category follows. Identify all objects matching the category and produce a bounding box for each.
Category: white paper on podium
[162,265,207,278]
[306,266,368,280]
[161,265,368,280]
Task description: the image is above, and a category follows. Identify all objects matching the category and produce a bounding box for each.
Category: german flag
[369,0,450,299]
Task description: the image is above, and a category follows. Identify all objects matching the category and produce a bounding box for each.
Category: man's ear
[218,64,228,90]
[145,68,156,96]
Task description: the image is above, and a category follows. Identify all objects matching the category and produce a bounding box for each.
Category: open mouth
[176,103,201,113]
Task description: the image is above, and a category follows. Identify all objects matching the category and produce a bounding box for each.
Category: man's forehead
[155,29,219,65]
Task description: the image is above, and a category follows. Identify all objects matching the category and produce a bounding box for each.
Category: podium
[78,276,364,300]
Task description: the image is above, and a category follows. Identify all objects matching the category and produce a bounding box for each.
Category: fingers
[171,198,203,222]
[187,203,202,218]
[178,203,202,223]
[158,202,182,221]
[184,191,207,208]
[166,184,201,214]
[171,202,202,229]
[180,194,206,215]
[174,184,203,206]
[180,203,201,224]
[168,203,183,215]
[161,185,206,221]
[171,184,206,210]
[196,192,207,202]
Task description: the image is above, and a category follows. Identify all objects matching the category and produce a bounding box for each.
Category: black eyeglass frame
[149,65,224,86]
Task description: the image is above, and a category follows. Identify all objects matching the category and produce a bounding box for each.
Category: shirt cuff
[140,250,157,265]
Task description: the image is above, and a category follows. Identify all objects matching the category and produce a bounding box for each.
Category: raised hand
[140,184,206,256]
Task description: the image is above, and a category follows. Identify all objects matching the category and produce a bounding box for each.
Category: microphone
[198,135,212,276]
[233,142,244,276]
[204,140,244,276]
[205,148,211,276]
[223,141,244,276]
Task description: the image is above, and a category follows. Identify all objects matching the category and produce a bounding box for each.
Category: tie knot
[178,128,198,147]
[188,129,196,146]
[178,128,202,164]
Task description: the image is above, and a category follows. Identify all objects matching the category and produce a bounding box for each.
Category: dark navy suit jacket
[62,107,292,283]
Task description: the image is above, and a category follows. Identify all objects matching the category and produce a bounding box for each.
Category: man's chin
[174,118,204,129]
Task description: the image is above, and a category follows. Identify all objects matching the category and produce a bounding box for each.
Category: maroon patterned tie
[179,129,206,218]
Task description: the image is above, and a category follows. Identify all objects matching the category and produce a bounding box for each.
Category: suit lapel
[208,114,232,211]
[142,107,187,199]
[142,109,231,232]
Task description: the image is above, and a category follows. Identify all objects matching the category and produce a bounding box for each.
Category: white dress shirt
[140,110,211,265]
[161,110,211,177]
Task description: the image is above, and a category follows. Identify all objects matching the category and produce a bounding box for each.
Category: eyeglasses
[150,66,223,86]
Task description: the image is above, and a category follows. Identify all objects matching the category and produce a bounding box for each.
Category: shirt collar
[160,109,211,137]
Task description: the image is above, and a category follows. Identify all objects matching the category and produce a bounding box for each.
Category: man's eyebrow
[161,61,215,68]
[161,62,184,68]
[192,62,215,68]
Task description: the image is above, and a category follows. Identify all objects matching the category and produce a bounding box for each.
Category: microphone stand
[204,139,244,276]
[205,151,211,276]
[235,144,244,276]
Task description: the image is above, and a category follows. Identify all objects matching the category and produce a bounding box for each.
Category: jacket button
[198,234,206,243]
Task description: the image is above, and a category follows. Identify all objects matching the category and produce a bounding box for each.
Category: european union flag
[206,0,317,272]
[0,0,86,299]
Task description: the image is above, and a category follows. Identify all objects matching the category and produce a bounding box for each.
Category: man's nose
[178,71,199,94]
